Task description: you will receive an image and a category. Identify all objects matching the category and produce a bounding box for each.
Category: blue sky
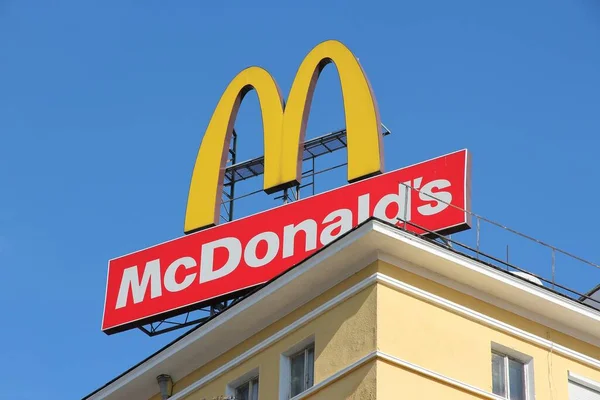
[1,1,600,399]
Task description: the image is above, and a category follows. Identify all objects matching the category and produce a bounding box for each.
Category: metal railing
[396,181,600,310]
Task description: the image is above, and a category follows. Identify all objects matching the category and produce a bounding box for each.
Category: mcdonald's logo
[101,41,472,334]
[185,40,384,234]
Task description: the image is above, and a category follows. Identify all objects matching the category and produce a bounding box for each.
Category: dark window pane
[235,381,249,400]
[492,353,506,397]
[508,359,525,400]
[290,351,305,397]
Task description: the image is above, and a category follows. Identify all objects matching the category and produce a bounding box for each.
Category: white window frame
[279,335,315,400]
[226,367,259,400]
[568,371,600,397]
[491,343,535,400]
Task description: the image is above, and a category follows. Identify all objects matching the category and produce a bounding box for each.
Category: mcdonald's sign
[102,41,472,333]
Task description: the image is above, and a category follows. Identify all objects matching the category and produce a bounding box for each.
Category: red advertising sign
[102,150,471,333]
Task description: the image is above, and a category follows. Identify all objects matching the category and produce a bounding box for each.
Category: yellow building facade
[86,221,600,400]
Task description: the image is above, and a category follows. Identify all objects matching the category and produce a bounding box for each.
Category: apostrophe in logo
[185,40,384,234]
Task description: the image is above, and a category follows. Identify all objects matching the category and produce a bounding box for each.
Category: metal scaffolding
[137,125,392,336]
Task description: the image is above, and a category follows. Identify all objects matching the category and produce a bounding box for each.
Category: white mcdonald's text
[102,150,471,333]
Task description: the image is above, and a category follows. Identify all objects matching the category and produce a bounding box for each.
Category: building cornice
[85,221,600,400]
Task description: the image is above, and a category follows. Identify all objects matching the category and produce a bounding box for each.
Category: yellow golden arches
[185,40,384,234]
[185,67,284,234]
[282,40,383,187]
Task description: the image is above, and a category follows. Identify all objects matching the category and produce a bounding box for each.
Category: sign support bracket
[135,125,391,337]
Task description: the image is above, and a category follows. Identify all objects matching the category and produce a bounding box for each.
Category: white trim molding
[375,273,600,370]
[290,350,505,400]
[167,272,600,400]
[376,352,506,400]
[378,252,600,348]
[371,222,600,341]
[568,371,600,393]
[167,277,376,400]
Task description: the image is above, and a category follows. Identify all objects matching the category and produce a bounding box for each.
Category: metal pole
[476,217,480,259]
[312,157,316,196]
[229,130,237,222]
[283,188,289,204]
[402,182,409,230]
[551,248,556,289]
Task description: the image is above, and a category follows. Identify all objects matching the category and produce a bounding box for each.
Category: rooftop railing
[397,181,600,311]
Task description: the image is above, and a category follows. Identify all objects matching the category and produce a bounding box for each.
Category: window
[227,368,259,400]
[234,376,259,400]
[279,337,315,400]
[492,351,527,400]
[568,372,600,399]
[289,344,314,397]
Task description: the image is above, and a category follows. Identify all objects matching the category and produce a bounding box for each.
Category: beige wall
[149,260,600,400]
[377,360,487,399]
[376,260,600,399]
[150,263,380,400]
[305,361,376,400]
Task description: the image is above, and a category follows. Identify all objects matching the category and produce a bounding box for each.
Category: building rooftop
[85,218,600,400]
